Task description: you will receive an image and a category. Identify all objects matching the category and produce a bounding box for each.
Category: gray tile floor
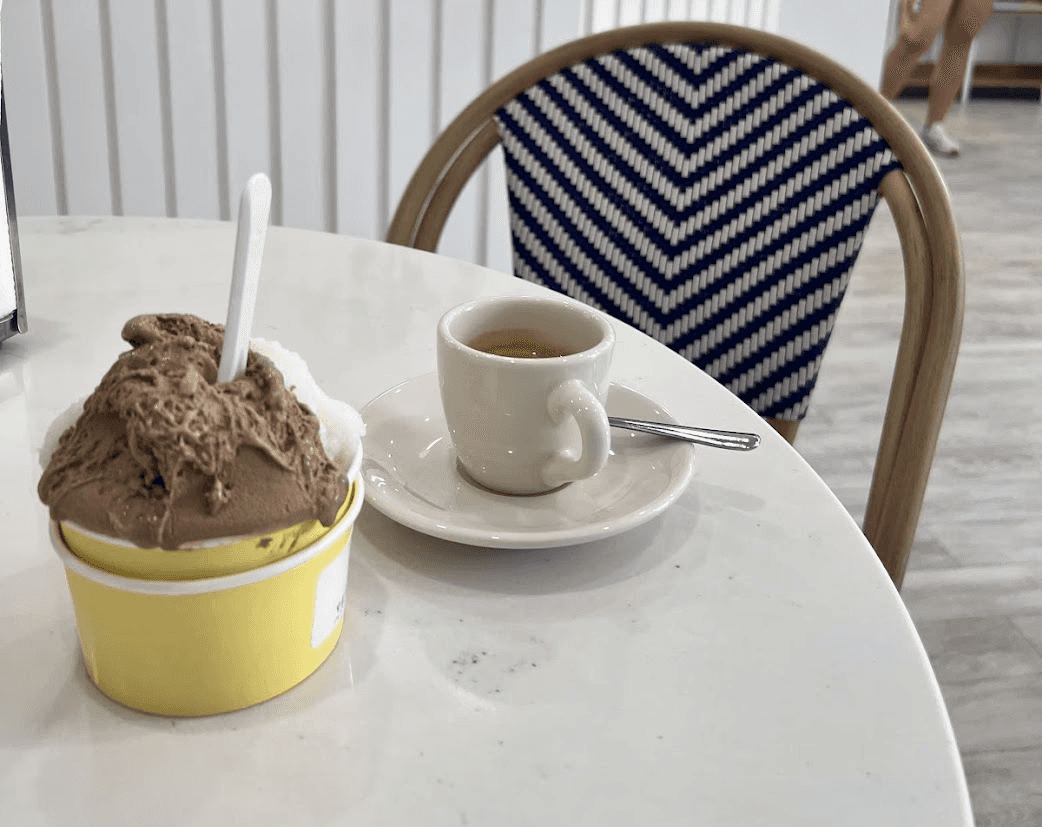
[797,99,1042,827]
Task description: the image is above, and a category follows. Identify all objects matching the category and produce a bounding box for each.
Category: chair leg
[960,39,977,108]
[767,418,799,444]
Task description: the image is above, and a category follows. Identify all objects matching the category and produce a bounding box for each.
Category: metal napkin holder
[0,83,26,348]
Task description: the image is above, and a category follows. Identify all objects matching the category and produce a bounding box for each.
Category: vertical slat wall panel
[438,0,579,270]
[1,0,59,215]
[275,0,327,232]
[540,0,581,50]
[484,0,544,275]
[581,0,595,34]
[321,0,336,232]
[211,0,231,220]
[107,0,167,217]
[709,0,730,23]
[97,0,122,215]
[765,0,781,32]
[591,0,616,31]
[416,0,581,269]
[218,0,271,225]
[491,1,545,103]
[333,0,381,239]
[643,0,669,22]
[666,0,689,20]
[474,0,493,267]
[40,0,67,214]
[531,0,544,53]
[0,0,798,257]
[265,0,283,226]
[689,1,710,20]
[442,0,581,269]
[165,0,222,221]
[430,0,443,141]
[437,0,491,265]
[747,0,765,27]
[50,0,113,215]
[155,0,177,217]
[387,0,435,238]
[592,0,781,29]
[377,0,391,237]
[618,0,644,27]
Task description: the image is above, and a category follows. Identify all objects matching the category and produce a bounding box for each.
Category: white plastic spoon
[217,173,273,383]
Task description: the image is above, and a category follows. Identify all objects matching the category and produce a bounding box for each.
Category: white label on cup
[311,549,348,648]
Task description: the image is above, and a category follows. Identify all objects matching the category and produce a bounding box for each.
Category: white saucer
[359,373,696,549]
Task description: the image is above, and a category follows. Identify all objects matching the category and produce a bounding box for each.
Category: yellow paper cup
[50,479,364,717]
[60,494,356,581]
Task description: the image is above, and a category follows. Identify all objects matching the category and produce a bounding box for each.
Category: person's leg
[926,0,995,124]
[881,0,954,99]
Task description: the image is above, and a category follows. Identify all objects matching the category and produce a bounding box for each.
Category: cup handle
[541,379,611,489]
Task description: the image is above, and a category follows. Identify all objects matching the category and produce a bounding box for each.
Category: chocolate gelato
[38,314,349,549]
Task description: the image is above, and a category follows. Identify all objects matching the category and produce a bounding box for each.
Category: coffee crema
[467,327,574,359]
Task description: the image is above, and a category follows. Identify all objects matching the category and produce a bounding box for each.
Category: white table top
[0,217,972,826]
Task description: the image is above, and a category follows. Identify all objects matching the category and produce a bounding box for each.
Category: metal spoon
[608,416,760,451]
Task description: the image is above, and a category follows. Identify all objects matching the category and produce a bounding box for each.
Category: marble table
[0,217,972,826]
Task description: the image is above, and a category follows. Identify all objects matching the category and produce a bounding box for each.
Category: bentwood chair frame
[387,22,964,588]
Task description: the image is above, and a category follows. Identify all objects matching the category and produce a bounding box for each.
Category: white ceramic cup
[437,295,615,495]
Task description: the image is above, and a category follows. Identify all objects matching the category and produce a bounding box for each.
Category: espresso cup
[437,295,615,495]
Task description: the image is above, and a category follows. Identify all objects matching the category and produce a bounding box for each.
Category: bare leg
[926,0,995,124]
[881,0,953,99]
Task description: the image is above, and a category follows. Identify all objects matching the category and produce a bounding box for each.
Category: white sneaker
[921,122,960,157]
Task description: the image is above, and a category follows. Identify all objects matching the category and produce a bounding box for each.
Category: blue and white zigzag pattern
[494,43,900,419]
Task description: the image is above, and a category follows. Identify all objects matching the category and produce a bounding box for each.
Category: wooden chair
[387,22,965,588]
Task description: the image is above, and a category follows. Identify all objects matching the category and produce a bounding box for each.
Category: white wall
[587,0,893,87]
[16,0,1032,277]
[976,13,1042,64]
[777,0,891,87]
[0,0,582,274]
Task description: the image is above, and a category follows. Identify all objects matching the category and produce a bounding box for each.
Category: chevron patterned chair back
[388,23,964,589]
[493,44,900,424]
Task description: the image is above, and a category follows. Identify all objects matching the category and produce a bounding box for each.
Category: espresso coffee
[468,327,575,359]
